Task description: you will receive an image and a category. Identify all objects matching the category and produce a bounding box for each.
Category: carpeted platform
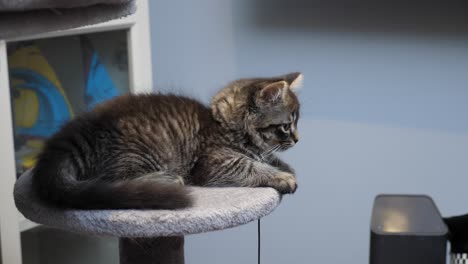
[15,170,280,237]
[14,170,281,263]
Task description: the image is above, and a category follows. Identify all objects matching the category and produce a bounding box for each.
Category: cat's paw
[268,172,297,194]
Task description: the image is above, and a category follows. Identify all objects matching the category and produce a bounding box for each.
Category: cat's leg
[195,149,297,194]
[263,171,297,194]
[265,155,295,174]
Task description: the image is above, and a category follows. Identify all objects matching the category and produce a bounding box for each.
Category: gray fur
[32,72,302,209]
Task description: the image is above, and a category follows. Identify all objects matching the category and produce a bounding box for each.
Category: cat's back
[97,93,210,119]
[96,93,213,138]
[95,93,213,167]
[40,93,214,178]
[44,93,212,160]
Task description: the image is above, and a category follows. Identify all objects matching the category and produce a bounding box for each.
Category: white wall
[150,1,468,263]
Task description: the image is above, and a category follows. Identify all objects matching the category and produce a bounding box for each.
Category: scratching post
[14,171,281,264]
[119,237,184,264]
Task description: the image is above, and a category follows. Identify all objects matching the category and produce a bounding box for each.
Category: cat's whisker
[272,144,281,153]
[260,144,280,161]
[269,145,281,156]
[261,145,275,157]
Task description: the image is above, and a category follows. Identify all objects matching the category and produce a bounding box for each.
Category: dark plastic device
[370,195,448,264]
[444,213,468,264]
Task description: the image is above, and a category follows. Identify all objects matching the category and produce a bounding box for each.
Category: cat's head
[211,72,302,152]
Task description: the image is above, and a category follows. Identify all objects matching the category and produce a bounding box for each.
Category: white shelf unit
[0,1,153,263]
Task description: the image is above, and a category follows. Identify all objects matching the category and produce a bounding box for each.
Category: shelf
[18,211,40,232]
[8,29,130,176]
[0,2,152,263]
[5,13,135,43]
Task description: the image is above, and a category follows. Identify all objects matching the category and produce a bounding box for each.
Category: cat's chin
[278,143,295,151]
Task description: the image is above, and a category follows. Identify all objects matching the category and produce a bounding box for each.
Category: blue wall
[150,1,468,263]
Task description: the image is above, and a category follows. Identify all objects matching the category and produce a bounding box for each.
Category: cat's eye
[280,123,291,131]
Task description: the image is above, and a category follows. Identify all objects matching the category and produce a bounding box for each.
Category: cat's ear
[256,81,288,106]
[283,72,303,91]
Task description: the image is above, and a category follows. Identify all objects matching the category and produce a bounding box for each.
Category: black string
[258,219,261,264]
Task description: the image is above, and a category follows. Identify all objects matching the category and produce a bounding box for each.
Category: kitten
[32,72,302,209]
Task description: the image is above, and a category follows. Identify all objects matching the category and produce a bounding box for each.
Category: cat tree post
[14,170,281,264]
[119,237,184,264]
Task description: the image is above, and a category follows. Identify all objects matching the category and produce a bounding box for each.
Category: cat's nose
[292,131,299,143]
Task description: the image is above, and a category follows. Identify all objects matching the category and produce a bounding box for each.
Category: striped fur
[32,72,302,209]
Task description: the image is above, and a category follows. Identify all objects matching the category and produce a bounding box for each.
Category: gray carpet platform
[14,170,281,264]
[0,0,135,39]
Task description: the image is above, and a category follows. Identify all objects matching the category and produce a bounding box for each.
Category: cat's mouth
[278,141,295,151]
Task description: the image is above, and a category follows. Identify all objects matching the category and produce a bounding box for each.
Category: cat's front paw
[268,172,297,194]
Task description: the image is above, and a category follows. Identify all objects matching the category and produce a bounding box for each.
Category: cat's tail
[32,163,192,209]
[63,178,192,209]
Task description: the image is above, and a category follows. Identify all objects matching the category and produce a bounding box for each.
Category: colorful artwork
[9,45,74,172]
[81,36,119,110]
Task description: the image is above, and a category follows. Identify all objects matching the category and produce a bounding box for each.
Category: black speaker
[370,195,448,264]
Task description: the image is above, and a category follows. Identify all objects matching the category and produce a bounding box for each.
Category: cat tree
[14,170,281,264]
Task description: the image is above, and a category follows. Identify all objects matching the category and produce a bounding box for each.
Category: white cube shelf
[0,1,153,263]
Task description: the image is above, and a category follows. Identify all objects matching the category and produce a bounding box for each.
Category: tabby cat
[32,72,302,209]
